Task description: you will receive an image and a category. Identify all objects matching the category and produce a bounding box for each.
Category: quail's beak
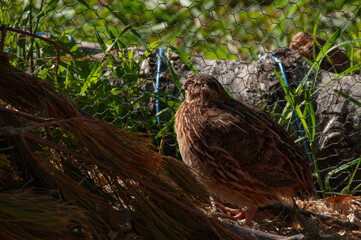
[180,85,185,92]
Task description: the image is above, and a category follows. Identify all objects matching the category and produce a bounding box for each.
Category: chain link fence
[3,0,361,196]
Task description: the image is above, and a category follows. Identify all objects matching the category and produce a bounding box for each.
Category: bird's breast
[175,105,208,170]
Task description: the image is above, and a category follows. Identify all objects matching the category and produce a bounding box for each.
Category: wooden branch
[223,222,305,240]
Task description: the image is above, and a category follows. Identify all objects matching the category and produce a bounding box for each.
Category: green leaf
[313,9,360,74]
[274,69,293,102]
[79,61,105,95]
[325,157,361,191]
[294,107,310,137]
[334,89,361,107]
[343,157,361,194]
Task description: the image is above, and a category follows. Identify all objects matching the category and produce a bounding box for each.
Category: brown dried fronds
[0,152,21,190]
[0,190,86,240]
[1,109,242,239]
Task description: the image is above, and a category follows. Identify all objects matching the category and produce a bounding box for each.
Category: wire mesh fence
[2,0,361,197]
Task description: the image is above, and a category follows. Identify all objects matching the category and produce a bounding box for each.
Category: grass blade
[334,89,361,107]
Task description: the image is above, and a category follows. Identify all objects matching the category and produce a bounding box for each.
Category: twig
[3,26,72,55]
[1,25,73,78]
[55,47,60,76]
[0,106,54,123]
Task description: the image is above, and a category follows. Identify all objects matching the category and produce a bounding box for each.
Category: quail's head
[181,74,229,104]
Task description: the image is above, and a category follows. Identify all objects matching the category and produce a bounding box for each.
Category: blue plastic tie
[35,32,49,36]
[156,48,163,125]
[260,55,315,172]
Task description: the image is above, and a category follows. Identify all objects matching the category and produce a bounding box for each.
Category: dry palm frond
[0,50,242,239]
[0,190,86,240]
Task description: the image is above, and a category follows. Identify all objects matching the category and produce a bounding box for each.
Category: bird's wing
[197,99,312,192]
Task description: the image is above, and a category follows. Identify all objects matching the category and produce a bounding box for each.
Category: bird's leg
[215,202,244,215]
[233,210,246,220]
[215,202,257,225]
[244,207,257,225]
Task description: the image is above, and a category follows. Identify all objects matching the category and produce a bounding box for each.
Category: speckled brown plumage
[175,74,316,224]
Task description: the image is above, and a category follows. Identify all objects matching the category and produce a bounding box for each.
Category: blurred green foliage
[3,0,361,60]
